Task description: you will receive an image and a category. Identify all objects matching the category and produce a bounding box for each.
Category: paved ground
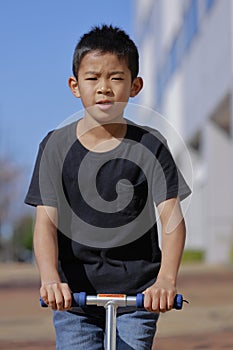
[153,264,233,349]
[0,263,232,349]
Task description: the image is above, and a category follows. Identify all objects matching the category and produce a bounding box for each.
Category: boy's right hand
[40,282,72,311]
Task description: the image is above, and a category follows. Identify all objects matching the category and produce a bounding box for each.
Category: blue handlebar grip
[136,293,144,308]
[72,292,87,307]
[40,297,48,307]
[136,293,184,310]
[40,292,87,308]
[173,294,183,310]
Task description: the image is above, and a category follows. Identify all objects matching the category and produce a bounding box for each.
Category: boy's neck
[76,116,127,153]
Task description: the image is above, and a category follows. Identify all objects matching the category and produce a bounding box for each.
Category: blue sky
[0,0,134,193]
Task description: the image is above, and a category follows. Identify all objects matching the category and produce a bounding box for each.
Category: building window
[184,0,198,50]
[170,36,178,76]
[205,0,215,12]
[156,73,163,108]
[155,0,218,108]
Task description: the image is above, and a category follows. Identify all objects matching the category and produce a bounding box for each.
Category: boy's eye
[112,77,123,80]
[85,77,97,80]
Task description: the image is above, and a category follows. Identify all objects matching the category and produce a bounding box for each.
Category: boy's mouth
[96,100,113,105]
[96,100,114,110]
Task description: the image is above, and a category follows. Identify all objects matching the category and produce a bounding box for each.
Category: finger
[143,291,153,312]
[47,288,57,309]
[167,290,176,311]
[61,285,72,310]
[151,292,160,312]
[40,286,48,305]
[159,290,167,313]
[54,285,64,311]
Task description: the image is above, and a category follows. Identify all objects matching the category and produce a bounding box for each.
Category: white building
[134,0,233,263]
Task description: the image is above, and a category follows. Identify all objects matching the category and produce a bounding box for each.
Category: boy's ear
[68,76,81,98]
[130,77,143,97]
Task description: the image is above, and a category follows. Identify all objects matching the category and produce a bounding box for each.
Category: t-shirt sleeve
[24,135,58,208]
[152,140,191,205]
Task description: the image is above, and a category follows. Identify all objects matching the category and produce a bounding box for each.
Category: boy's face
[69,51,143,124]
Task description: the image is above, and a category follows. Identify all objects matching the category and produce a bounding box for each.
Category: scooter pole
[105,301,118,350]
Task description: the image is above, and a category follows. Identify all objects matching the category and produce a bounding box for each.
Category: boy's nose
[97,83,112,95]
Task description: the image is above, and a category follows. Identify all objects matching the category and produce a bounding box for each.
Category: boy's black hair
[72,24,139,81]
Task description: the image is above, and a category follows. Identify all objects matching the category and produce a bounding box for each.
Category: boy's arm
[34,205,72,310]
[143,197,186,313]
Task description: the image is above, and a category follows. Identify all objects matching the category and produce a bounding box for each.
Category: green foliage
[13,215,34,251]
[182,249,205,264]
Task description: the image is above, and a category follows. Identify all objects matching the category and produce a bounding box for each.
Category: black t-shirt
[25,119,191,298]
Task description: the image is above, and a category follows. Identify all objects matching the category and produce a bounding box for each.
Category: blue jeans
[53,309,159,349]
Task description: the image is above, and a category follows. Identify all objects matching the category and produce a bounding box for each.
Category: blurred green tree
[0,157,20,249]
[12,215,34,261]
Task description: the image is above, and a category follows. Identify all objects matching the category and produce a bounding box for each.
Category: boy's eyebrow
[84,71,99,75]
[109,71,125,75]
[84,71,125,75]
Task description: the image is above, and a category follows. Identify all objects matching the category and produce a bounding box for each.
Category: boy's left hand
[142,277,177,313]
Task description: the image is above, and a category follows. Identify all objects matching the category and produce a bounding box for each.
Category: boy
[25,25,191,349]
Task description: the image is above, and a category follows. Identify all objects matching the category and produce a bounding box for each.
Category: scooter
[41,292,187,350]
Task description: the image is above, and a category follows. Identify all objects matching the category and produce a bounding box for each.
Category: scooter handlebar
[40,292,185,310]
